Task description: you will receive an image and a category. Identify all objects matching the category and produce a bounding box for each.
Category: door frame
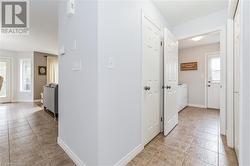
[228,0,250,164]
[227,0,239,149]
[177,26,227,136]
[141,11,164,146]
[205,51,220,109]
[0,57,12,103]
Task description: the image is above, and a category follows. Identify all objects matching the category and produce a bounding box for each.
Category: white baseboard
[57,137,86,166]
[188,104,206,108]
[12,100,34,103]
[33,99,42,102]
[114,144,143,166]
[58,137,142,166]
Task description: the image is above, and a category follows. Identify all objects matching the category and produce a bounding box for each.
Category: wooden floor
[0,103,75,166]
[128,107,238,166]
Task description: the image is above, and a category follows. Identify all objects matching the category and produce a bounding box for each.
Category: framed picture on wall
[38,66,47,75]
[180,62,198,71]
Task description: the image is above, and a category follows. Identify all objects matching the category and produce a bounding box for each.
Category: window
[0,62,7,97]
[210,57,220,83]
[20,59,31,92]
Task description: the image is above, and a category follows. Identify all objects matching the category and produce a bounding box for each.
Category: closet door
[233,4,240,159]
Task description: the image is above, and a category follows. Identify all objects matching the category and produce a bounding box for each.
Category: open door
[142,15,161,145]
[233,4,240,159]
[163,28,179,136]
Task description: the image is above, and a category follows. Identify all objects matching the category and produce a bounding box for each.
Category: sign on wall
[180,62,198,71]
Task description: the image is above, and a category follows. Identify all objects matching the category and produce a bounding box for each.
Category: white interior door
[163,28,178,136]
[233,4,240,159]
[0,58,11,103]
[142,16,161,145]
[207,53,220,109]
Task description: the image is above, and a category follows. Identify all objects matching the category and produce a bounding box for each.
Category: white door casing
[233,4,240,159]
[0,58,11,103]
[163,28,178,136]
[206,53,220,109]
[142,15,161,145]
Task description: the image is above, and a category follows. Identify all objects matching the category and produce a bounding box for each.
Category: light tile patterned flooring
[0,104,238,166]
[0,103,75,166]
[128,107,238,166]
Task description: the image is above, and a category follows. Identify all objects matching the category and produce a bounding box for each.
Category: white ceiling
[153,0,229,27]
[179,31,220,49]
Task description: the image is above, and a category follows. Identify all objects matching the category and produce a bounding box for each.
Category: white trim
[12,100,34,103]
[177,26,225,41]
[57,137,86,166]
[188,104,206,108]
[114,144,143,166]
[228,0,239,19]
[219,27,227,135]
[239,0,250,165]
[33,99,42,102]
[226,19,235,148]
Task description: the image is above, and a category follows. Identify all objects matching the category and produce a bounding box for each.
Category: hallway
[128,107,238,166]
[0,104,240,166]
[0,103,74,166]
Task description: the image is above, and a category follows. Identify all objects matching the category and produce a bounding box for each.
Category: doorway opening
[178,30,226,136]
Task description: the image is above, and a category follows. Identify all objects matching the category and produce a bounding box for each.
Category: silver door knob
[162,86,171,89]
[144,86,150,91]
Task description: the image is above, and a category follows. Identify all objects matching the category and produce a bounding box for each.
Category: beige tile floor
[0,103,75,166]
[0,104,238,166]
[128,107,238,166]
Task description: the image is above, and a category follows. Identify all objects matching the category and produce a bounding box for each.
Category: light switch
[107,57,115,69]
[67,0,75,16]
[72,60,82,71]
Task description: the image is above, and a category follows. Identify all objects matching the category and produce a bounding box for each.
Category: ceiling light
[191,36,203,41]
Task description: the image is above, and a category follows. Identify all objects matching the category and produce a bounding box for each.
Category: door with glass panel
[0,58,11,103]
[207,53,220,109]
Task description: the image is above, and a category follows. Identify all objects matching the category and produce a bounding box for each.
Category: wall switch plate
[107,57,115,69]
[72,60,82,71]
[67,0,75,16]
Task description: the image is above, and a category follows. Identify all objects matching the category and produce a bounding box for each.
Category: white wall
[179,43,220,107]
[58,1,98,165]
[58,0,170,165]
[0,49,34,102]
[173,9,227,39]
[97,1,169,165]
[239,0,250,165]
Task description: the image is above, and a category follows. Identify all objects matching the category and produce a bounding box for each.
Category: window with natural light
[0,62,7,97]
[20,59,32,92]
[210,57,220,83]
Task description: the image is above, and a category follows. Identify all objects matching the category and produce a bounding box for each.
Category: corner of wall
[57,137,86,166]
